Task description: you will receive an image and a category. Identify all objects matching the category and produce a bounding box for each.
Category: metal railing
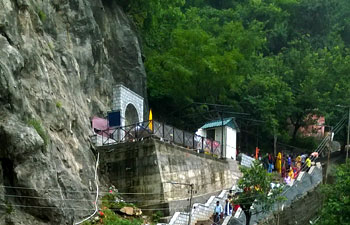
[93,120,221,157]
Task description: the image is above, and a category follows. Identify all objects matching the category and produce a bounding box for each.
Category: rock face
[0,0,147,224]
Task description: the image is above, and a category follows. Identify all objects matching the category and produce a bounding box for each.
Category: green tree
[277,38,327,140]
[317,164,350,225]
[240,55,293,138]
[236,161,283,224]
[123,0,350,151]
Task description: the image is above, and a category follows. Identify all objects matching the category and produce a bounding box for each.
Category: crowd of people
[210,151,318,224]
[212,190,241,224]
[258,152,316,184]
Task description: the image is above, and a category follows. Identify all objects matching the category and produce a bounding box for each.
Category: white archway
[112,84,144,127]
[125,103,139,126]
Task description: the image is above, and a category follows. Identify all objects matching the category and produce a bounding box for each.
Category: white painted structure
[196,118,239,160]
[112,84,144,126]
[241,154,255,168]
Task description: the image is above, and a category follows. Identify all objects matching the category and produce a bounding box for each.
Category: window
[207,129,215,140]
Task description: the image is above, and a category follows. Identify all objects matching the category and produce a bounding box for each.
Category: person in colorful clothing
[288,168,294,180]
[305,157,312,172]
[224,199,232,216]
[275,152,282,174]
[213,201,223,224]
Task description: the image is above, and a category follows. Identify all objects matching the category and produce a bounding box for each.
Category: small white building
[197,117,240,160]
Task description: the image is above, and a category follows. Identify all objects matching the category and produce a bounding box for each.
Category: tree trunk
[292,116,302,141]
[292,122,301,141]
[246,210,251,225]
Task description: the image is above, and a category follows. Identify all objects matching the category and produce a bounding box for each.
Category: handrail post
[201,137,204,152]
[162,122,165,139]
[173,126,175,143]
[193,135,195,149]
[151,120,154,135]
[183,131,185,147]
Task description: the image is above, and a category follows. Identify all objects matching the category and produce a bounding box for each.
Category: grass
[27,119,48,146]
[38,10,46,22]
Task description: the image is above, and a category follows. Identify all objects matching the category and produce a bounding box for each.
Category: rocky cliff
[0,0,147,224]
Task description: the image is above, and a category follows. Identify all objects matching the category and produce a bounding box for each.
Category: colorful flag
[149,109,153,131]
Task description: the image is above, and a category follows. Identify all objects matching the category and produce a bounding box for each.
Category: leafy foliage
[237,161,283,216]
[124,0,350,149]
[81,208,143,225]
[82,192,144,225]
[101,193,135,210]
[151,211,164,224]
[317,164,350,225]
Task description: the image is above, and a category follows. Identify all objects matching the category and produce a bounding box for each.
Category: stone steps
[163,190,231,225]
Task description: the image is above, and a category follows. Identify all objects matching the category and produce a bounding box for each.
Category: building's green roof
[200,117,240,131]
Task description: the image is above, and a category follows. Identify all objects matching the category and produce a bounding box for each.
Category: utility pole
[325,126,333,184]
[221,112,224,159]
[336,104,350,163]
[188,184,194,225]
[166,181,194,225]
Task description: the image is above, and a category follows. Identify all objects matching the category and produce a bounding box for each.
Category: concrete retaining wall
[98,138,239,215]
[249,165,323,225]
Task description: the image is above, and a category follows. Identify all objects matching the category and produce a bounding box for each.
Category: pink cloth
[92,116,108,130]
[92,116,112,136]
[311,152,319,158]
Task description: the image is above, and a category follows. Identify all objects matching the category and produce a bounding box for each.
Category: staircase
[159,160,242,225]
[161,191,228,225]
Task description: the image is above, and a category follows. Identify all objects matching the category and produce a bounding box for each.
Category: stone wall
[258,185,322,225]
[98,138,239,215]
[249,165,323,225]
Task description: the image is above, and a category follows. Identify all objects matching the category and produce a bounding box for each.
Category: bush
[100,209,143,225]
[56,101,62,108]
[152,211,164,223]
[101,193,135,210]
[27,119,48,146]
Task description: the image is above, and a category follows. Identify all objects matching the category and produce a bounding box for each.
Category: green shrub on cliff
[27,119,48,146]
[55,101,62,108]
[81,208,143,225]
[38,10,46,22]
[101,192,135,210]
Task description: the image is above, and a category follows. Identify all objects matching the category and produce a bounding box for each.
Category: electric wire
[74,152,100,225]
